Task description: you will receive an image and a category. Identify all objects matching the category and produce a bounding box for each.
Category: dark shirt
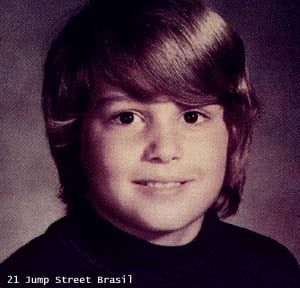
[0,209,299,287]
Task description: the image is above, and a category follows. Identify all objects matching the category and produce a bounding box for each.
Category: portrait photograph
[0,0,299,287]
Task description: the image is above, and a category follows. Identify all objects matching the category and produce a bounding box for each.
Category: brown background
[1,0,299,263]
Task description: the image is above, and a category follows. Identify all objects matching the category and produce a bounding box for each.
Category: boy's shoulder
[216,220,299,286]
[0,217,89,275]
[219,220,297,262]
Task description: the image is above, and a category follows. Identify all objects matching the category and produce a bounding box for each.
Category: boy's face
[81,82,228,245]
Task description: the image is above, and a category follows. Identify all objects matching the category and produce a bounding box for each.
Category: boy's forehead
[95,81,169,103]
[91,58,221,106]
[92,80,220,107]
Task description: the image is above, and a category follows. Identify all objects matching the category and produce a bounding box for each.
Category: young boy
[1,0,299,287]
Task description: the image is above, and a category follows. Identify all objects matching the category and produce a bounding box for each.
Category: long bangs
[92,5,246,108]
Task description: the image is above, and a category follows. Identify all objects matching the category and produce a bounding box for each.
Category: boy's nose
[142,127,182,164]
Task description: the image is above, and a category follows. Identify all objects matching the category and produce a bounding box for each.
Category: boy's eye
[112,111,143,125]
[183,111,207,124]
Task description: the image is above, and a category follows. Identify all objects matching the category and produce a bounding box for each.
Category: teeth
[145,182,181,189]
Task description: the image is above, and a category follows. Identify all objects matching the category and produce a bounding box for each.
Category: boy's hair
[42,0,259,218]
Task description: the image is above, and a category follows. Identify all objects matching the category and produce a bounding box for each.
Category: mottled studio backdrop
[1,0,299,262]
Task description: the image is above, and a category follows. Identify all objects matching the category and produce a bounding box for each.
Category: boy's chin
[108,209,205,246]
[90,199,207,245]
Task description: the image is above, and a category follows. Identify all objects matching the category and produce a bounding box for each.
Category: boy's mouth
[133,180,192,189]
